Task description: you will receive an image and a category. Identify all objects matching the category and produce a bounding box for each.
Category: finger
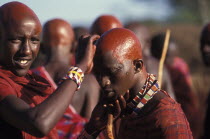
[123,90,130,102]
[81,34,90,39]
[89,35,100,45]
[118,95,126,109]
[86,62,94,74]
[113,100,121,118]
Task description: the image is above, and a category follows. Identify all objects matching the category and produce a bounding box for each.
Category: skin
[86,28,170,137]
[72,26,89,54]
[126,23,175,99]
[90,15,123,36]
[0,2,104,137]
[93,28,145,104]
[200,23,210,67]
[41,18,75,83]
[71,26,100,118]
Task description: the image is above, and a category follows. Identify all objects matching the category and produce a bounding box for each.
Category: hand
[76,34,100,73]
[85,91,130,136]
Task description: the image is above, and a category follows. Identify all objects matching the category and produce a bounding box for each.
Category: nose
[102,76,111,87]
[20,39,32,56]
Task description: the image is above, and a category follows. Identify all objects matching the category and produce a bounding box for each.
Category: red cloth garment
[0,66,58,139]
[32,66,88,139]
[167,57,199,138]
[116,91,193,139]
[32,66,57,90]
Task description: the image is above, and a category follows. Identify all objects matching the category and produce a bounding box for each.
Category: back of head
[90,15,123,36]
[42,18,74,48]
[125,22,151,55]
[96,28,142,61]
[200,23,210,46]
[73,26,89,41]
[151,33,166,59]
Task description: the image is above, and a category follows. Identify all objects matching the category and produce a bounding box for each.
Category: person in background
[150,33,199,138]
[200,23,210,139]
[32,18,100,121]
[90,14,123,36]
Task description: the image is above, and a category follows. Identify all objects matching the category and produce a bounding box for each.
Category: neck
[129,68,148,99]
[44,58,71,83]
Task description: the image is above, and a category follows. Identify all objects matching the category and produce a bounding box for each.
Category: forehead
[95,50,127,70]
[0,20,41,38]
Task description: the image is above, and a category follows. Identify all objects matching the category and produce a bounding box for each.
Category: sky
[0,0,174,27]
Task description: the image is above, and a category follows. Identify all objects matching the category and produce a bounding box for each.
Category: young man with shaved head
[0,2,128,139]
[81,28,193,139]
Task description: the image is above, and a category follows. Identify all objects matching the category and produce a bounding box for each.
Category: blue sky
[0,0,174,27]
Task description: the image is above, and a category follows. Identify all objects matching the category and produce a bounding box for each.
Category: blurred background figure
[33,18,75,85]
[200,23,210,139]
[31,19,89,138]
[125,22,176,100]
[32,19,100,119]
[150,33,199,139]
[90,14,123,35]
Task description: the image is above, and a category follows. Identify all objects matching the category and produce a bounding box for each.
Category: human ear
[133,59,143,74]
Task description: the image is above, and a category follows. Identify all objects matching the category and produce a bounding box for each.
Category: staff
[158,29,171,87]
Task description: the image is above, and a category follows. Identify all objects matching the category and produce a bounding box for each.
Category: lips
[14,58,32,69]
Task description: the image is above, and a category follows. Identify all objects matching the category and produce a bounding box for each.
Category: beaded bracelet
[60,67,84,90]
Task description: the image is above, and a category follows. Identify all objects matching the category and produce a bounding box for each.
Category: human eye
[31,37,40,44]
[110,67,122,74]
[8,37,21,43]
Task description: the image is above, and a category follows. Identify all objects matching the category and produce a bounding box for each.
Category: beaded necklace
[127,73,160,115]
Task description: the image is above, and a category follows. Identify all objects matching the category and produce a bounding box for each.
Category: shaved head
[93,28,144,101]
[42,18,74,47]
[125,22,151,51]
[90,15,123,36]
[96,28,142,62]
[0,1,41,35]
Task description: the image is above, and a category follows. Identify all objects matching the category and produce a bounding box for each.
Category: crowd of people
[0,1,209,139]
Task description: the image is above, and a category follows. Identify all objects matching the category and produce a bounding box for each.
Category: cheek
[5,44,19,59]
[113,72,134,95]
[31,44,40,57]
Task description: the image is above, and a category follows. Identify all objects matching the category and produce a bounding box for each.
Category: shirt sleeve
[0,77,17,101]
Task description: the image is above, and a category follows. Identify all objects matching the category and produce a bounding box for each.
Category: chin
[13,68,29,77]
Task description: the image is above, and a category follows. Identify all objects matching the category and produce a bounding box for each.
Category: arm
[0,35,100,137]
[85,74,100,119]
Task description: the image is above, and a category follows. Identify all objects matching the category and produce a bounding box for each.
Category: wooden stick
[107,114,114,139]
[158,29,171,87]
[107,104,114,139]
